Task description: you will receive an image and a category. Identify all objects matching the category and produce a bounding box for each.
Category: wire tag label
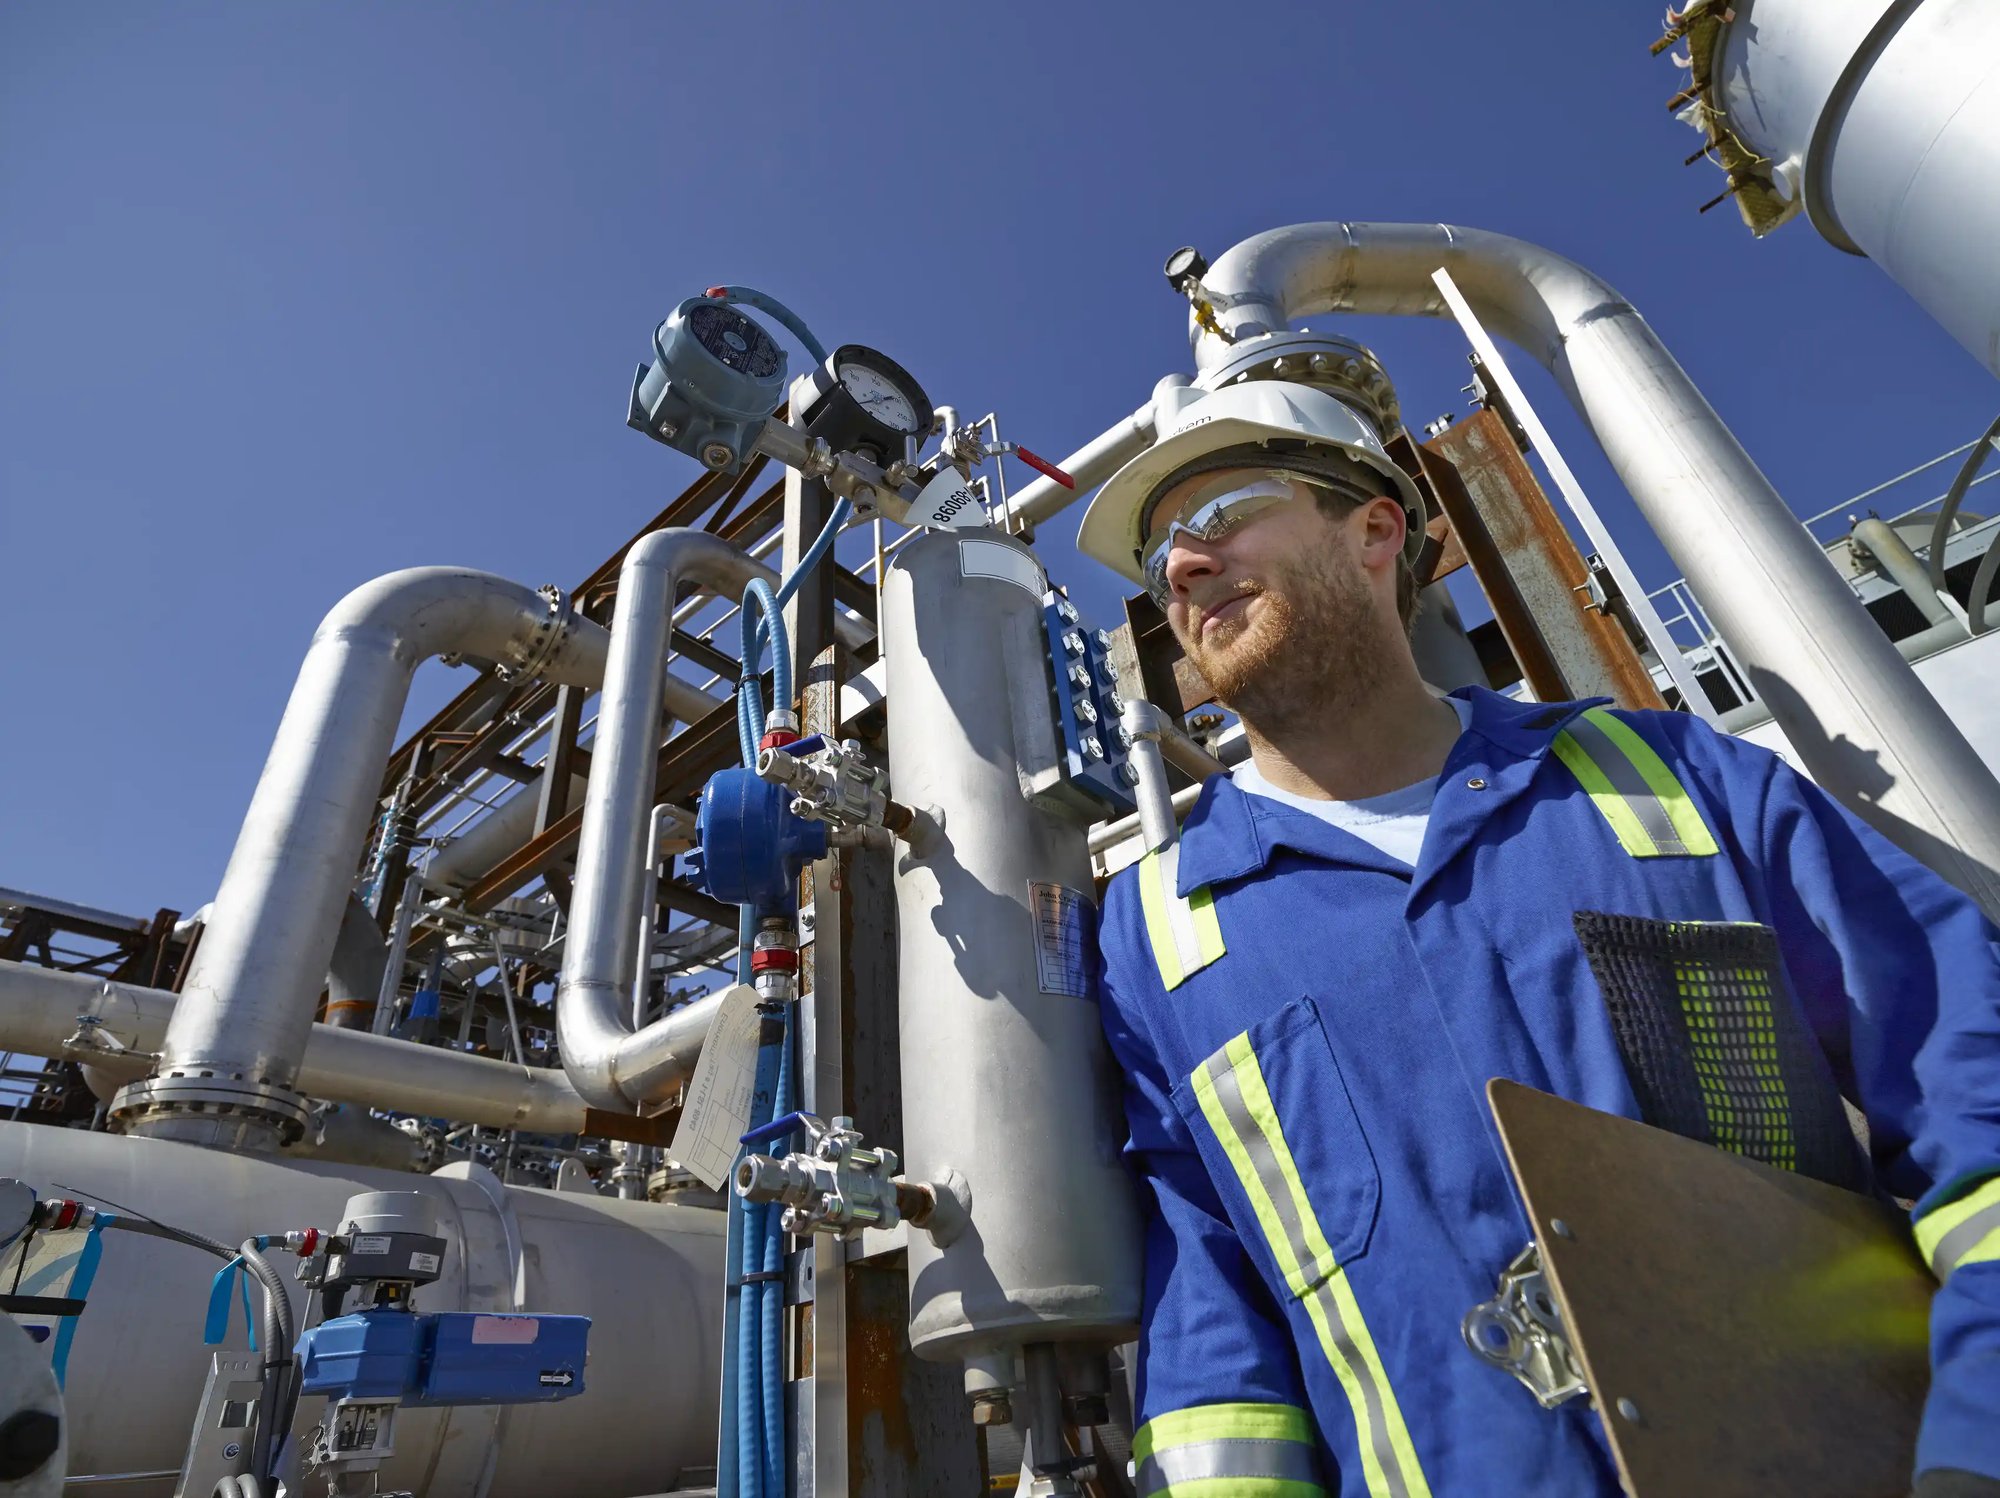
[913,467,989,530]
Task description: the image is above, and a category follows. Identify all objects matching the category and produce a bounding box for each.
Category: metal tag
[1027,881,1095,999]
[669,983,763,1190]
[912,467,988,530]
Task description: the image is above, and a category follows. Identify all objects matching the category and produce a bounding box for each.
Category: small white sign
[409,1252,442,1275]
[912,467,989,530]
[669,983,764,1190]
[350,1235,391,1255]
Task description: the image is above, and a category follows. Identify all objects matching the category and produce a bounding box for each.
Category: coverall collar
[1174,687,1610,897]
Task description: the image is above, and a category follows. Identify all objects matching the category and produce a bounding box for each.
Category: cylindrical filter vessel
[881,531,1142,1381]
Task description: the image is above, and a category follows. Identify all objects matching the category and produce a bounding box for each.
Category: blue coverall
[1095,687,2000,1497]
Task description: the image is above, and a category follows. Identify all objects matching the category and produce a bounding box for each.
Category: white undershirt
[1230,696,1474,869]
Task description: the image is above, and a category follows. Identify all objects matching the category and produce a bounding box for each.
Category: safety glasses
[1138,470,1368,606]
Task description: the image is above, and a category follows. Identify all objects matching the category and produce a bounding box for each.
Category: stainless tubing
[1120,702,1190,855]
[558,528,778,1111]
[0,960,599,1134]
[1193,221,2000,915]
[1851,517,1963,633]
[132,569,612,1146]
[999,401,1157,530]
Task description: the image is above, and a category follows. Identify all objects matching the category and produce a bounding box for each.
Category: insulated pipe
[1120,704,1182,856]
[0,960,605,1134]
[122,570,614,1149]
[559,529,782,1112]
[1850,517,1964,633]
[1000,401,1157,530]
[1189,221,2000,916]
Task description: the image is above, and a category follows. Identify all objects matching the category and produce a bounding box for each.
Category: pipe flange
[496,585,575,683]
[1195,329,1403,440]
[107,1072,313,1145]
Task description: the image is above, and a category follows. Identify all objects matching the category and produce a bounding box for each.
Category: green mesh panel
[1573,912,1869,1192]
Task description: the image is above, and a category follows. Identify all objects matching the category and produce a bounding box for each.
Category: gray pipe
[1119,703,1181,856]
[0,960,603,1134]
[117,570,614,1149]
[1850,517,1962,633]
[557,529,782,1112]
[1188,221,2000,917]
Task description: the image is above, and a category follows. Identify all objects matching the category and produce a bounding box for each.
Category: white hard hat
[1077,380,1427,587]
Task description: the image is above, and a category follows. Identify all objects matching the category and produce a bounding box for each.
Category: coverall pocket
[1171,994,1382,1295]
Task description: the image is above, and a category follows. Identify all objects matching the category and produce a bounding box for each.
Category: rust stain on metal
[1422,411,1665,710]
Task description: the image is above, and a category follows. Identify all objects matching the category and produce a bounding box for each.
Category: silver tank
[1703,0,2000,378]
[0,1125,722,1496]
[880,531,1142,1378]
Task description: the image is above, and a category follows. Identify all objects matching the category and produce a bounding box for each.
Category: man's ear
[1358,496,1407,567]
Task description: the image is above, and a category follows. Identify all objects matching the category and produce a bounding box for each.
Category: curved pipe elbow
[557,981,723,1112]
[310,566,610,686]
[1190,221,1635,383]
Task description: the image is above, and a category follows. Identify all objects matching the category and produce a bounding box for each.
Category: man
[1076,376,2000,1498]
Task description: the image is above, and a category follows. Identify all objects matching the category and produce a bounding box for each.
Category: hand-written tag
[668,983,763,1190]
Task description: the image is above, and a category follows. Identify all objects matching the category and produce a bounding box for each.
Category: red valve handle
[1013,446,1076,489]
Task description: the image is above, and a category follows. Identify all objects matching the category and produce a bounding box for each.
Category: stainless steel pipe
[1851,517,1963,634]
[1189,221,2000,916]
[557,528,809,1112]
[2,960,600,1135]
[121,570,613,1149]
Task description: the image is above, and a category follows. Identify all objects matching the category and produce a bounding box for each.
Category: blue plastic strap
[203,1255,259,1351]
[50,1215,112,1389]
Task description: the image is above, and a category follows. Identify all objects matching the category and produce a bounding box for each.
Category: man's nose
[1164,532,1226,598]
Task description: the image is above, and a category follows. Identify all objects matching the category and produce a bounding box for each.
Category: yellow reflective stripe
[1583,709,1720,856]
[1189,883,1226,965]
[1550,730,1657,856]
[1915,1174,2000,1279]
[1135,1402,1315,1458]
[1138,850,1188,988]
[1140,1475,1324,1497]
[1552,710,1719,858]
[1137,845,1225,991]
[1192,1039,1431,1498]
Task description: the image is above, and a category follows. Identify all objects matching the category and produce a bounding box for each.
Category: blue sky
[3,3,1994,918]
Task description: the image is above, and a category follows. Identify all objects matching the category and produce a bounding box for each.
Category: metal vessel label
[1028,881,1095,1000]
[959,538,1046,597]
[670,982,764,1190]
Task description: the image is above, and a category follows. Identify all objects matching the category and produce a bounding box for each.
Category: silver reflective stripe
[1561,713,1690,854]
[1136,1436,1323,1495]
[1157,843,1205,979]
[1932,1197,2000,1278]
[1197,1046,1410,1498]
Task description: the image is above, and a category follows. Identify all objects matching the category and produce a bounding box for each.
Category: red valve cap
[751,946,800,973]
[760,729,800,751]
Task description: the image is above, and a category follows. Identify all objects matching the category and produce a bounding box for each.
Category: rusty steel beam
[1421,411,1665,709]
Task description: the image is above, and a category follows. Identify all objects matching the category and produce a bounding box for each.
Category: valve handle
[1013,445,1076,490]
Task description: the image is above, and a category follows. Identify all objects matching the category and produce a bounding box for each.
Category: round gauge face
[837,359,923,435]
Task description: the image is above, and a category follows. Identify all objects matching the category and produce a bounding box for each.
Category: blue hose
[760,1011,793,1490]
[723,487,850,1498]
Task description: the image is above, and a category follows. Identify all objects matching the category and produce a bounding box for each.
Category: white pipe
[558,529,781,1112]
[1000,402,1158,530]
[0,960,608,1134]
[1119,703,1182,856]
[128,570,612,1147]
[1190,221,2000,917]
[632,804,698,1028]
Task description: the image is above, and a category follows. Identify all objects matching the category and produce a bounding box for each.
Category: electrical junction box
[297,1311,589,1407]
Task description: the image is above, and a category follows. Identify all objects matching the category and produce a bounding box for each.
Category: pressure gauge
[802,344,934,451]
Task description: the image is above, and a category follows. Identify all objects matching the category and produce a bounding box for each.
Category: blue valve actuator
[684,766,827,913]
[296,1310,589,1406]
